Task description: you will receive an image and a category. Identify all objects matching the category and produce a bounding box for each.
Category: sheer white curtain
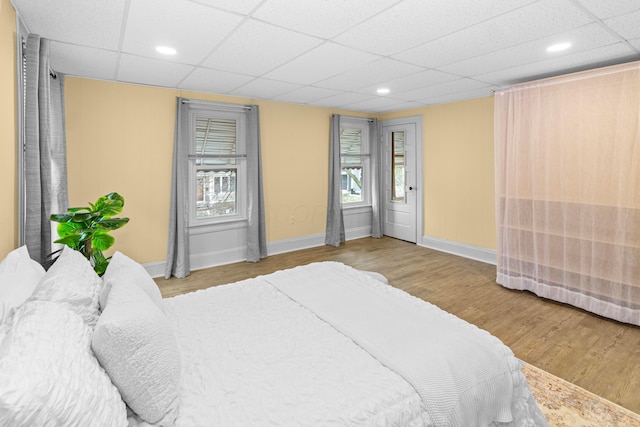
[494,61,640,326]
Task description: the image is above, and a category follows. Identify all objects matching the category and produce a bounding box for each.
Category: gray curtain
[246,106,268,262]
[24,34,68,264]
[325,114,345,246]
[165,98,190,279]
[369,119,382,238]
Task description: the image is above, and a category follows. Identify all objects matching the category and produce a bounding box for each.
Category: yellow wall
[2,15,497,262]
[0,0,497,261]
[64,78,370,263]
[0,0,17,258]
[381,97,496,249]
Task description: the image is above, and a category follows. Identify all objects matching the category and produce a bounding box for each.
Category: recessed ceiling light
[546,42,571,52]
[377,88,390,95]
[156,46,177,55]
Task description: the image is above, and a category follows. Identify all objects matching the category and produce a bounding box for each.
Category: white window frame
[187,108,247,227]
[340,118,371,208]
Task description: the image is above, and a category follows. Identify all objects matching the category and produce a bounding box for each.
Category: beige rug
[523,363,640,426]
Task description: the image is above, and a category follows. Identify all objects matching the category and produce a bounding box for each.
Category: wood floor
[155,236,640,414]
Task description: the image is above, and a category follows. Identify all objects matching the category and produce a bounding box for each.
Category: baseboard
[419,236,496,265]
[144,231,373,278]
[143,260,166,278]
[267,233,325,256]
[345,226,372,241]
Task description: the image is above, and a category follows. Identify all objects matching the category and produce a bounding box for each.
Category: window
[189,110,246,225]
[340,119,370,206]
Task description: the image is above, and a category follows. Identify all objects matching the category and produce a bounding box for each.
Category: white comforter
[150,262,546,426]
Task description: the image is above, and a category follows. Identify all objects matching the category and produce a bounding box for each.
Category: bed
[0,245,548,426]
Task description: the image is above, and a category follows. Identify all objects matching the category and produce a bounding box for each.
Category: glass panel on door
[391,131,405,202]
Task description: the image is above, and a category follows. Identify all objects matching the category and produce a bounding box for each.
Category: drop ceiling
[11,0,640,113]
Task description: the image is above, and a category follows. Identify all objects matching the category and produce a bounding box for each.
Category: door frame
[380,115,423,244]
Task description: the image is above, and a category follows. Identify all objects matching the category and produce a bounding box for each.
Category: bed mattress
[139,262,546,426]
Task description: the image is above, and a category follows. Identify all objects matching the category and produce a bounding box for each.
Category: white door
[381,118,419,243]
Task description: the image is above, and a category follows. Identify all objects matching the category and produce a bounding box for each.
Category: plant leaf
[92,251,110,276]
[56,222,84,238]
[92,232,115,251]
[54,234,82,248]
[97,218,130,230]
[70,212,93,222]
[93,192,124,218]
[50,213,74,223]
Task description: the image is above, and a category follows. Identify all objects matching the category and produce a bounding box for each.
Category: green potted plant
[50,192,130,275]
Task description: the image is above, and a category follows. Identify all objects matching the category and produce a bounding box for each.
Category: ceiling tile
[604,10,640,40]
[394,0,593,68]
[311,92,377,109]
[335,0,539,56]
[375,101,425,113]
[13,0,126,50]
[229,78,303,99]
[252,0,397,39]
[341,96,415,113]
[416,86,498,106]
[574,0,640,19]
[315,58,425,92]
[122,0,244,65]
[392,78,491,101]
[477,43,639,85]
[630,38,640,51]
[50,42,118,81]
[263,42,382,85]
[187,0,264,15]
[178,67,255,94]
[272,86,342,104]
[202,19,323,76]
[117,54,195,88]
[439,23,621,77]
[357,69,461,96]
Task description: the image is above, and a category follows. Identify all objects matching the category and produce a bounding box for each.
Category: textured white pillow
[0,246,45,324]
[100,251,163,311]
[93,278,180,426]
[0,300,127,427]
[29,245,101,327]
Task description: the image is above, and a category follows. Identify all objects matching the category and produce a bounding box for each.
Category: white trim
[189,246,247,271]
[16,13,28,246]
[345,226,372,241]
[142,260,166,278]
[267,233,325,256]
[419,236,496,265]
[143,230,375,278]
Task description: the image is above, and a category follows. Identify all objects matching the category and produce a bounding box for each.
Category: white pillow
[100,251,163,311]
[93,277,180,426]
[0,300,127,427]
[0,246,45,324]
[29,245,101,327]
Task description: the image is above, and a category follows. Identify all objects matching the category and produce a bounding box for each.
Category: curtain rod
[340,114,376,123]
[181,99,252,110]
